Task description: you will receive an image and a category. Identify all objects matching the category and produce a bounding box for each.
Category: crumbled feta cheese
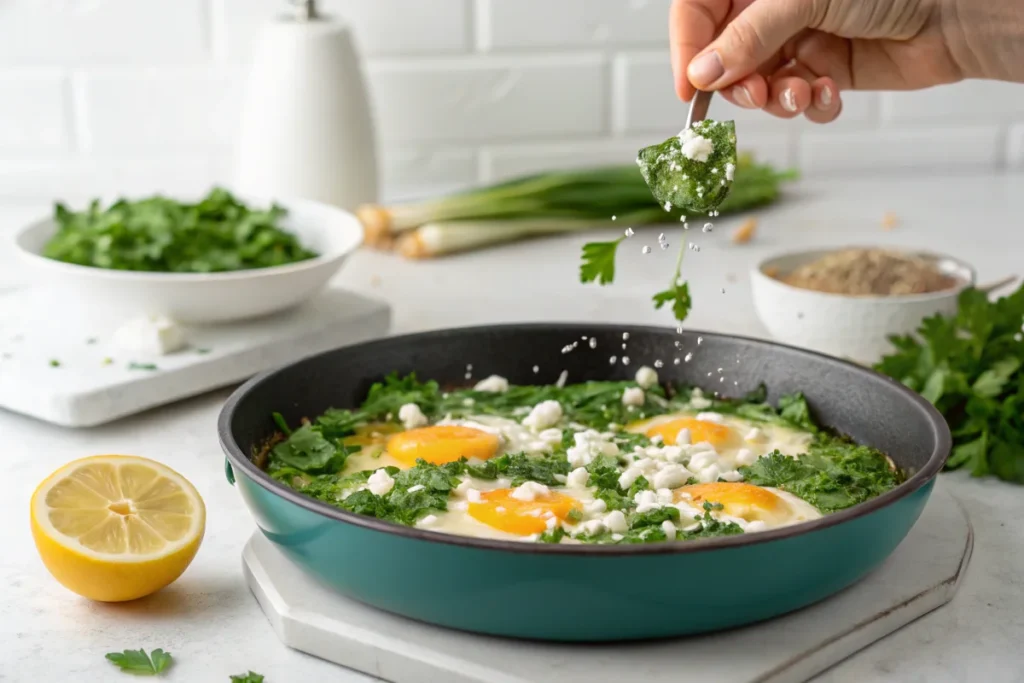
[455,478,473,496]
[417,514,438,527]
[634,489,660,513]
[566,467,590,488]
[406,484,425,493]
[367,468,395,496]
[525,509,543,517]
[510,481,550,502]
[661,519,676,538]
[622,387,645,407]
[523,400,563,430]
[656,488,674,504]
[581,519,605,535]
[584,499,607,516]
[698,463,722,483]
[473,375,509,393]
[719,469,744,482]
[553,473,567,483]
[398,403,428,429]
[567,430,619,468]
[528,430,559,449]
[618,466,643,490]
[688,451,718,471]
[695,411,725,423]
[745,427,767,443]
[545,517,558,530]
[603,510,628,533]
[675,428,692,446]
[450,501,468,512]
[635,366,659,389]
[689,388,713,409]
[745,520,768,533]
[653,463,691,490]
[735,448,757,467]
[112,314,187,356]
[678,128,715,162]
[725,162,736,181]
[466,488,482,503]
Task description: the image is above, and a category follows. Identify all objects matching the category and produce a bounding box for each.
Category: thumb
[687,0,813,90]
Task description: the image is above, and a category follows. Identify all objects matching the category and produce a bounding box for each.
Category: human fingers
[762,75,813,118]
[804,76,842,124]
[718,74,770,109]
[687,0,815,92]
[670,0,730,101]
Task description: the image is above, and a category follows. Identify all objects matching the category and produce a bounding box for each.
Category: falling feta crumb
[532,365,539,373]
[367,468,395,496]
[664,201,672,211]
[523,400,563,430]
[634,366,659,389]
[556,370,569,388]
[622,332,630,340]
[609,355,617,364]
[398,403,428,429]
[622,386,645,407]
[642,245,651,254]
[703,223,714,233]
[622,356,630,366]
[624,227,634,237]
[473,375,509,393]
[589,337,598,349]
[684,352,693,362]
[611,215,617,221]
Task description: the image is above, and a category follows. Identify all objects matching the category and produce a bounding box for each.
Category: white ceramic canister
[234,0,378,211]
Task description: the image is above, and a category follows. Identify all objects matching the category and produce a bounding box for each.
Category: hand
[669,0,1024,123]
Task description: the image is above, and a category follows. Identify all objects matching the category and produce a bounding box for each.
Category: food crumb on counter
[731,218,758,244]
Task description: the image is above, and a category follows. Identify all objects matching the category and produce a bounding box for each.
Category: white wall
[0,0,1022,205]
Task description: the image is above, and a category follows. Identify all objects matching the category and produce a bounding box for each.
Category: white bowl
[751,247,975,364]
[13,194,363,324]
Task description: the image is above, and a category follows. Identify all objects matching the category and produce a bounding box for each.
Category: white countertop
[2,174,1023,682]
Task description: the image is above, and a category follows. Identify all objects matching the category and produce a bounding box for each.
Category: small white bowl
[13,194,363,324]
[751,247,975,364]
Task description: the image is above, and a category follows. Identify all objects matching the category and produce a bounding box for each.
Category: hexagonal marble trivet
[242,483,971,683]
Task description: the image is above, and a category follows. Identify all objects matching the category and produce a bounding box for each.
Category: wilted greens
[637,119,738,214]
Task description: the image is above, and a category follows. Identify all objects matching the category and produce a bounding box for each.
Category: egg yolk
[645,417,735,447]
[676,482,787,524]
[385,425,501,467]
[468,489,581,536]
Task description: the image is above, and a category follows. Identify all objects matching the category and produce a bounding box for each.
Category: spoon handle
[685,90,714,129]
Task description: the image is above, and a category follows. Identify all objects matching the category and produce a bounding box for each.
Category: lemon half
[30,455,205,602]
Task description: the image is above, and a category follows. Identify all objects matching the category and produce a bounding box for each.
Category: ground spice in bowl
[777,248,961,297]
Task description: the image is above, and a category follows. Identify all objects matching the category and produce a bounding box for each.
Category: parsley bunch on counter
[875,284,1024,483]
[43,187,317,273]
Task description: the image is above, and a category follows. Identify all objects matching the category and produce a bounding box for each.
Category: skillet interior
[221,324,947,553]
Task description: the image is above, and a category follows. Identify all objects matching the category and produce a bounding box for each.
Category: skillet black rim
[218,323,951,556]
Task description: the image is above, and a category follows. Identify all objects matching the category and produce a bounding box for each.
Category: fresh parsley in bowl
[14,190,363,323]
[42,188,317,273]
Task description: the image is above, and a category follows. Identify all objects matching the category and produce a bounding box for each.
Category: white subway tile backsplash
[1007,124,1024,168]
[382,147,479,199]
[214,0,471,60]
[0,71,68,152]
[78,69,243,152]
[799,126,1001,175]
[0,157,227,205]
[368,56,608,144]
[883,80,1024,123]
[0,0,207,64]
[478,0,670,50]
[614,52,879,135]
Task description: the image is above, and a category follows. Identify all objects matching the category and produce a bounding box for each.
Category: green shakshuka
[262,370,903,544]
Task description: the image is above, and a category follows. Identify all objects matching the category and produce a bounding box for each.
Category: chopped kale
[637,120,738,214]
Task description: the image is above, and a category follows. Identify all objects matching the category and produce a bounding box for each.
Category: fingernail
[780,88,798,113]
[732,85,756,108]
[819,85,833,108]
[688,51,724,87]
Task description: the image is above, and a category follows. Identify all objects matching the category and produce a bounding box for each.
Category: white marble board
[243,483,973,683]
[0,287,391,427]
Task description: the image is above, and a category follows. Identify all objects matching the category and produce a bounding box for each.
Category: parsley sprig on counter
[105,649,173,676]
[43,187,317,273]
[875,284,1024,483]
[261,373,900,543]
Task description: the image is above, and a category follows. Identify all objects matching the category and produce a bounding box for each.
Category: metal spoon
[685,90,714,129]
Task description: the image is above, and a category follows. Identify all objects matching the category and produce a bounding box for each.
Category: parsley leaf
[875,284,1024,483]
[579,239,622,285]
[652,280,692,323]
[229,673,265,683]
[105,649,173,676]
[269,424,345,473]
